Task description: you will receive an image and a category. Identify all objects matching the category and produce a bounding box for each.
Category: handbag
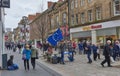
[22,54,26,60]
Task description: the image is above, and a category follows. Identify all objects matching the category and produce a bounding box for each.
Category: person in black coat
[101,40,112,67]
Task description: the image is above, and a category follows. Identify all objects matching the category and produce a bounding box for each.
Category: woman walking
[22,44,31,71]
[31,45,38,69]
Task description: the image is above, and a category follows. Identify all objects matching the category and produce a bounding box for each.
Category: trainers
[108,65,112,67]
[101,63,104,67]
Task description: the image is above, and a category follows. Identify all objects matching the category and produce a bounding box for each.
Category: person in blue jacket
[78,41,84,55]
[85,41,92,64]
[92,44,98,61]
[22,44,31,71]
[113,40,120,60]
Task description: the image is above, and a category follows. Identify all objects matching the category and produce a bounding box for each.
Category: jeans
[61,52,64,63]
[87,53,92,62]
[93,53,97,61]
[31,58,36,69]
[24,59,29,70]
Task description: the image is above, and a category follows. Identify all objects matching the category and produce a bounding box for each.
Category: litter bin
[2,54,7,69]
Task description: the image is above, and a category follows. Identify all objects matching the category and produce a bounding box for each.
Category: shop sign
[83,25,102,31]
[82,26,91,31]
[91,25,102,29]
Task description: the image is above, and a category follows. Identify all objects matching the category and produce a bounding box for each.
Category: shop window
[113,0,120,16]
[96,7,102,20]
[88,10,93,22]
[81,12,85,24]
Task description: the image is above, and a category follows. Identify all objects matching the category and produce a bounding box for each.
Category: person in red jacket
[72,41,77,55]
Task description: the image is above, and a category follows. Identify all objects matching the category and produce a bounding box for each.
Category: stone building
[69,0,120,44]
[29,0,120,45]
[48,0,69,39]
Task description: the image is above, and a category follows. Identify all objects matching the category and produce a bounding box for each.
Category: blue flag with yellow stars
[47,28,63,46]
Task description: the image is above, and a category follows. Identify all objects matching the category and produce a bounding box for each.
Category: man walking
[101,40,112,67]
[59,41,66,64]
[85,41,92,64]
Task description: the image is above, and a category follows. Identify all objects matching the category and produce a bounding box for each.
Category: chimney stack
[58,0,63,2]
[48,1,54,8]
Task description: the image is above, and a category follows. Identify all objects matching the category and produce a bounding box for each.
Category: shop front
[96,28,117,45]
[70,20,120,44]
[71,31,91,42]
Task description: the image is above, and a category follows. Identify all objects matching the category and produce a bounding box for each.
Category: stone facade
[69,0,119,27]
[29,0,120,42]
[13,27,21,42]
[48,0,69,39]
[70,0,120,44]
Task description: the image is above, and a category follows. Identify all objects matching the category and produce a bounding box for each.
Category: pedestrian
[85,41,92,64]
[31,45,39,70]
[47,45,53,55]
[18,43,22,54]
[78,41,84,55]
[113,40,119,61]
[43,42,49,54]
[83,40,87,54]
[59,41,66,64]
[101,40,112,67]
[92,44,98,61]
[67,40,74,62]
[22,44,31,71]
[97,42,101,59]
[72,41,77,55]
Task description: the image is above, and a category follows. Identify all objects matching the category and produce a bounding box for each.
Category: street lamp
[68,0,70,40]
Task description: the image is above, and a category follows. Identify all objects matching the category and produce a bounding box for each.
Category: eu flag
[47,28,63,46]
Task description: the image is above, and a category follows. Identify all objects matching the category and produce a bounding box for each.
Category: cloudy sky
[5,0,58,30]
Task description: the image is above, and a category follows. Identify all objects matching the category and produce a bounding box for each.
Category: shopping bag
[97,49,99,54]
[110,56,115,63]
[22,54,26,60]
